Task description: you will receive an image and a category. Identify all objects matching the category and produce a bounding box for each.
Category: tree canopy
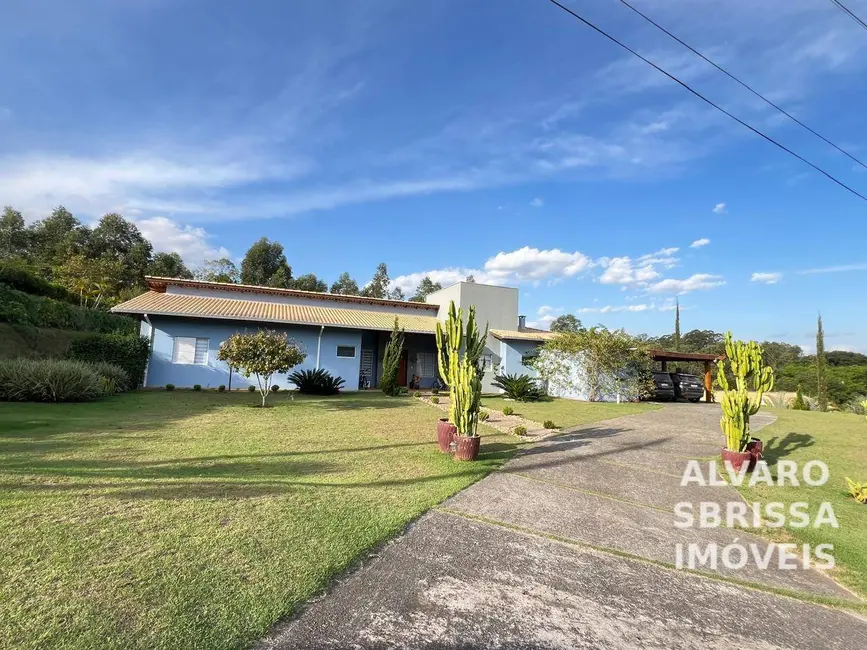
[195,258,239,284]
[409,276,441,302]
[330,272,360,295]
[216,330,306,406]
[292,273,327,293]
[240,237,292,288]
[149,252,193,279]
[549,314,583,333]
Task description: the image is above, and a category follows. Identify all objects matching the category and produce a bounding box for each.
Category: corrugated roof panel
[112,292,439,334]
[490,329,557,342]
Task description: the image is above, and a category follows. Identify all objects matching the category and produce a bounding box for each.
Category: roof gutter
[142,314,155,388]
[316,325,325,370]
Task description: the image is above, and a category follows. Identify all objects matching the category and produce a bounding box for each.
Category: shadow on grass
[0,429,675,501]
[761,432,816,466]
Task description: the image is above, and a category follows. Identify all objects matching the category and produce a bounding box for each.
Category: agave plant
[491,373,546,402]
[288,368,345,395]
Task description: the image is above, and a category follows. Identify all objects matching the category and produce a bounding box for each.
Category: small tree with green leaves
[792,385,809,411]
[380,317,405,396]
[217,330,306,406]
[816,313,828,412]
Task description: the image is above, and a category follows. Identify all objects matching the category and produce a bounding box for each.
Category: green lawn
[481,395,661,428]
[0,391,523,650]
[736,409,867,598]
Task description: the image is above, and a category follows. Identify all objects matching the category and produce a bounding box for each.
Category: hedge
[0,262,77,304]
[67,334,150,388]
[0,285,136,334]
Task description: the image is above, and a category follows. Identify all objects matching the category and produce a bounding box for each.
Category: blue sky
[2,0,867,352]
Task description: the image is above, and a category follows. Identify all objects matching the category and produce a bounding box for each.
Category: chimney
[518,315,526,330]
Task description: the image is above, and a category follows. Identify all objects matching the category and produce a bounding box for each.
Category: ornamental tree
[217,330,306,406]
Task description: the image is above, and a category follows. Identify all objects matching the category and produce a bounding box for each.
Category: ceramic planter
[437,418,457,453]
[746,438,763,470]
[721,447,752,472]
[454,435,480,461]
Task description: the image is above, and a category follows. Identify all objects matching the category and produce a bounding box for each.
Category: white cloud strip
[750,272,782,284]
[690,238,710,248]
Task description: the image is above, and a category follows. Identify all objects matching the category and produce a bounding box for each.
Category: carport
[648,349,724,403]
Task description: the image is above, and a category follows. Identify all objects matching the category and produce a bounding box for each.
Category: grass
[481,395,661,428]
[0,390,524,650]
[735,408,867,598]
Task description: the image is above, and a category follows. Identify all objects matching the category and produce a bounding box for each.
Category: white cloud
[647,273,725,294]
[598,256,660,285]
[797,263,867,275]
[528,305,564,328]
[750,272,782,284]
[483,246,592,282]
[690,238,710,248]
[135,216,231,266]
[390,267,484,295]
[712,202,726,214]
[578,303,652,314]
[529,197,544,207]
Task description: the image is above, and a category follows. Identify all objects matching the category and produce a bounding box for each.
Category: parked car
[671,373,705,402]
[651,372,676,401]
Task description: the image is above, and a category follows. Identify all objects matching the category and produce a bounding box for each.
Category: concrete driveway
[256,403,867,649]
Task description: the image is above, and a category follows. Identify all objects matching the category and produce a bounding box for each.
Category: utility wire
[543,0,867,203]
[829,0,867,32]
[616,0,867,171]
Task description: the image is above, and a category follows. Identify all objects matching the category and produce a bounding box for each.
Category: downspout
[316,325,325,370]
[142,314,155,388]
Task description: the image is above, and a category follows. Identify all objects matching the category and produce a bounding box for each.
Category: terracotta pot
[437,419,457,453]
[454,435,480,462]
[746,438,763,470]
[721,447,753,472]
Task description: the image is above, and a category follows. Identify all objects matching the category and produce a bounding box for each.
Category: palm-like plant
[492,373,546,402]
[288,368,345,395]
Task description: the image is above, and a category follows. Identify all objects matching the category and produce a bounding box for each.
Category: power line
[615,0,867,171]
[829,0,867,32]
[543,0,867,203]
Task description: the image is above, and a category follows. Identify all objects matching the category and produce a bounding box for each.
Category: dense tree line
[0,205,447,307]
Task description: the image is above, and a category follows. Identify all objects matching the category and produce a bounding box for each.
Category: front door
[398,351,408,386]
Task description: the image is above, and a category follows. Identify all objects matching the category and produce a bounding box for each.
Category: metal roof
[111,291,440,334]
[144,276,440,311]
[490,329,558,342]
[648,349,723,362]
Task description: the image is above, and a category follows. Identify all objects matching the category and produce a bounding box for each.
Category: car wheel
[689,398,700,403]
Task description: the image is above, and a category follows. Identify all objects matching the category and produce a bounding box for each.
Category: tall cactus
[435,301,489,435]
[715,331,775,452]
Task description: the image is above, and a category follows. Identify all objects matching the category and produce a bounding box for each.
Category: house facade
[112,277,554,391]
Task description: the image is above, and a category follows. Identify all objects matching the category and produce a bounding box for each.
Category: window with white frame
[336,345,356,358]
[417,352,435,378]
[483,354,494,372]
[172,337,209,365]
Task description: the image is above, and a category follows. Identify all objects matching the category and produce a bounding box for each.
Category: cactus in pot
[435,301,488,460]
[715,332,774,470]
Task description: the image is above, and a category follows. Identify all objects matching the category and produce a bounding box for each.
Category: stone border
[416,395,554,438]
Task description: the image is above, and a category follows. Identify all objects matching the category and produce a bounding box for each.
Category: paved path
[256,403,867,650]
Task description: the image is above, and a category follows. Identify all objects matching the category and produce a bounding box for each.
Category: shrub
[492,373,546,402]
[792,386,810,411]
[0,285,136,333]
[218,385,226,392]
[217,330,306,407]
[166,384,175,391]
[845,395,867,416]
[0,262,77,304]
[87,361,130,393]
[478,411,490,422]
[513,425,527,436]
[413,390,422,397]
[67,333,149,388]
[288,369,345,395]
[248,385,256,392]
[431,387,439,395]
[271,384,280,392]
[399,386,408,395]
[0,358,106,402]
[193,384,202,391]
[502,406,514,416]
[543,420,556,429]
[381,318,405,397]
[430,395,439,404]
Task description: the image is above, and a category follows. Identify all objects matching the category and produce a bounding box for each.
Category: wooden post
[661,360,667,371]
[704,361,712,402]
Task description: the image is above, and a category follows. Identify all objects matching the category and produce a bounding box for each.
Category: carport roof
[648,349,723,362]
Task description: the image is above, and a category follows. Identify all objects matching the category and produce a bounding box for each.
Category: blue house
[112,277,555,391]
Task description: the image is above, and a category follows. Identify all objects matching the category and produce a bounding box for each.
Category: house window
[336,345,356,358]
[417,352,435,378]
[483,354,494,371]
[172,337,209,365]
